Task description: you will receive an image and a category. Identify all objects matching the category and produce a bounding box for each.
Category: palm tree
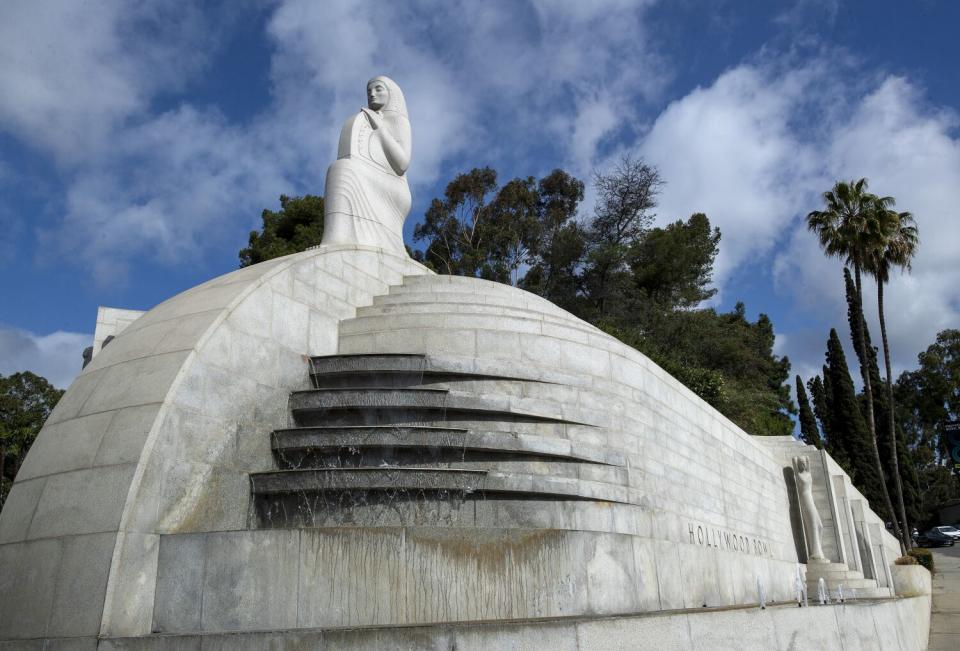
[807,179,906,552]
[865,203,919,549]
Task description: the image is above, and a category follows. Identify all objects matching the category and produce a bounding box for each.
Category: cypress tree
[796,375,823,448]
[811,371,846,465]
[824,328,890,520]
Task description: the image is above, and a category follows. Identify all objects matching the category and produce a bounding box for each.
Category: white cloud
[45,106,292,283]
[0,325,91,389]
[639,63,822,287]
[0,0,215,164]
[773,0,840,28]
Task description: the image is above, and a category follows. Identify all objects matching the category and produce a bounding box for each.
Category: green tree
[582,156,662,319]
[239,195,325,267]
[808,375,834,443]
[865,204,919,544]
[628,212,720,310]
[897,330,960,463]
[807,179,903,548]
[896,329,960,527]
[485,176,542,285]
[521,170,587,312]
[796,375,823,448]
[608,303,795,435]
[822,328,890,520]
[0,372,64,509]
[413,167,499,277]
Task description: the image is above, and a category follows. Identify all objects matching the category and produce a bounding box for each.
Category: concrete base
[23,596,930,650]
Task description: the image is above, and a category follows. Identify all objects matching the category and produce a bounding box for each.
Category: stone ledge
[89,594,930,650]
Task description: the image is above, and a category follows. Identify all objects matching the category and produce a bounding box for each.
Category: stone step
[250,467,631,504]
[271,425,617,465]
[849,587,894,599]
[251,467,486,494]
[806,561,856,572]
[307,353,550,392]
[272,456,628,485]
[290,409,594,440]
[290,387,451,410]
[269,427,629,485]
[807,577,878,590]
[396,275,533,297]
[807,585,891,600]
[355,301,597,332]
[372,290,573,320]
[339,311,598,341]
[807,567,866,579]
[289,388,593,428]
[309,353,427,376]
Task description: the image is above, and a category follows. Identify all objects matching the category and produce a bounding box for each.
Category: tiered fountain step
[250,353,625,529]
[805,561,891,599]
[270,425,625,471]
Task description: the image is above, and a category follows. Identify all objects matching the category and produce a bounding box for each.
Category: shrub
[907,548,934,575]
[895,555,918,565]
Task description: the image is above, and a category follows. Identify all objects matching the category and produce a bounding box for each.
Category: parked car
[933,525,960,540]
[918,528,957,547]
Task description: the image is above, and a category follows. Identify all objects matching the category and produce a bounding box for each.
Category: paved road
[928,544,960,650]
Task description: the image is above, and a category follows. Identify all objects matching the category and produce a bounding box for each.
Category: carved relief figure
[321,76,412,255]
[793,456,826,561]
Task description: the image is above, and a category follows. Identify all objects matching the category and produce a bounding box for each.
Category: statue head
[794,456,809,473]
[366,75,407,117]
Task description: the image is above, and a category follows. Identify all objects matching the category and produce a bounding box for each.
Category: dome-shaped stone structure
[0,247,924,649]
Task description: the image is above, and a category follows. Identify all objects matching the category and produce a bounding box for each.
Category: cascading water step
[249,466,630,503]
[309,353,428,377]
[251,467,489,494]
[289,387,589,429]
[270,425,616,467]
[252,351,631,533]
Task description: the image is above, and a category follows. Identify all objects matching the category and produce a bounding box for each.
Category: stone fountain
[0,76,931,650]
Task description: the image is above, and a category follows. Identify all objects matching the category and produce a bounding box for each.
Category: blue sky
[1,0,958,391]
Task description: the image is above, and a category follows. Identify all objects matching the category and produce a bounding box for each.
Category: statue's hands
[361,107,383,130]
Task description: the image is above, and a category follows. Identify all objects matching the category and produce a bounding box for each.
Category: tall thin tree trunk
[878,279,911,549]
[853,265,905,554]
[0,445,6,505]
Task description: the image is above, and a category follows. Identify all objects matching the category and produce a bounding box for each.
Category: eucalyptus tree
[865,203,919,546]
[806,178,904,550]
[583,156,663,319]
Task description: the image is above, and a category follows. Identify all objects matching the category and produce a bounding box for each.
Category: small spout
[817,577,829,605]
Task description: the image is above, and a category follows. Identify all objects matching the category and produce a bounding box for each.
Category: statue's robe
[322,110,411,254]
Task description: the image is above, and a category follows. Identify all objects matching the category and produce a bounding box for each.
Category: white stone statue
[793,456,826,561]
[321,75,412,255]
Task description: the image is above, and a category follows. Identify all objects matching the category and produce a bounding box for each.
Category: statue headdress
[368,75,408,118]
